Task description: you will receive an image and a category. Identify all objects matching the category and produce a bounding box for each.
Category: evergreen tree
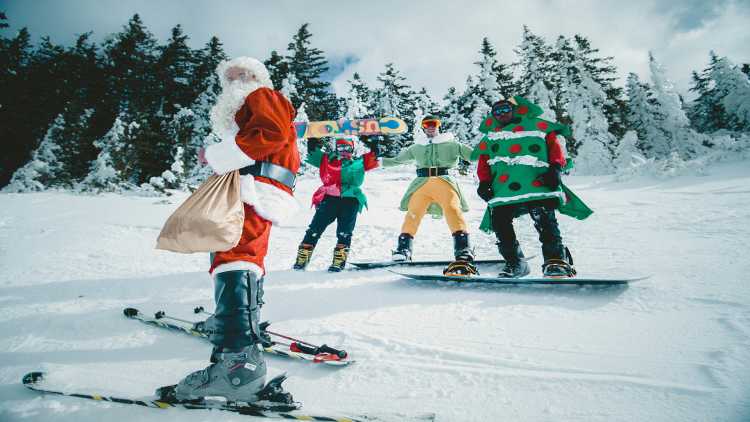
[710,55,750,132]
[474,38,504,104]
[558,43,614,174]
[372,63,415,155]
[624,72,669,158]
[285,24,338,120]
[79,115,137,191]
[346,72,372,116]
[688,51,727,132]
[2,114,66,192]
[440,86,472,143]
[157,25,195,116]
[264,50,288,91]
[192,36,227,95]
[614,130,646,171]
[515,27,559,121]
[649,52,709,159]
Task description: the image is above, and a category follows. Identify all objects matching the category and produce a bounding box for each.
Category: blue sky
[3,0,749,100]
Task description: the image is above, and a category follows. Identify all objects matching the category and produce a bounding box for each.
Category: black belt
[239,161,297,190]
[416,167,449,177]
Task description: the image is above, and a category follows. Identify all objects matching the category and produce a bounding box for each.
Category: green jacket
[382,132,475,218]
[307,148,379,212]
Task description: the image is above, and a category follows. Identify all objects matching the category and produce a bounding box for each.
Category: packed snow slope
[1,163,749,422]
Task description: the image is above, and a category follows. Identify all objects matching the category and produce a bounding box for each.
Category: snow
[1,163,750,421]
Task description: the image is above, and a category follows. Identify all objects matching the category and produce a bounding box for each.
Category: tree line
[2,13,749,193]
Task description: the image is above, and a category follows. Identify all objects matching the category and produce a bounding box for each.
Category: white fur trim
[417,132,455,145]
[487,130,547,141]
[489,190,565,204]
[212,261,264,279]
[239,175,300,226]
[488,155,550,168]
[216,57,272,90]
[204,139,255,175]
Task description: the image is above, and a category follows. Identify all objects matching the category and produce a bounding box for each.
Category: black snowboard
[389,270,649,285]
[350,256,535,270]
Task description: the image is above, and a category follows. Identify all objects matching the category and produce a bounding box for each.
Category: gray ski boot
[392,233,413,262]
[497,241,530,278]
[172,270,272,402]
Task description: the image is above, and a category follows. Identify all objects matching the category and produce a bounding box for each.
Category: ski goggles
[492,103,513,117]
[421,119,441,129]
[335,140,354,154]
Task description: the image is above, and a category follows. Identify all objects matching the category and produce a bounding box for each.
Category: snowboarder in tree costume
[293,136,380,272]
[174,57,299,402]
[383,116,477,276]
[473,96,593,278]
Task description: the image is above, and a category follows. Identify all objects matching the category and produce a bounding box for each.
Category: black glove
[306,137,321,153]
[369,141,381,157]
[477,181,494,202]
[537,164,562,189]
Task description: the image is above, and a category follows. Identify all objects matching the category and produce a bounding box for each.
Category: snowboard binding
[443,260,479,276]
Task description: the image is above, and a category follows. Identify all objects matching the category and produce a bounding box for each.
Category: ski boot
[293,243,314,270]
[171,344,268,402]
[497,241,530,278]
[443,231,478,276]
[327,244,350,272]
[391,233,413,262]
[542,247,576,278]
[168,270,272,403]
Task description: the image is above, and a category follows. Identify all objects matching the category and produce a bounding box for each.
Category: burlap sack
[156,171,244,253]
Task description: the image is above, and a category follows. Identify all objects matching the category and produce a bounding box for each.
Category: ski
[389,270,650,285]
[22,371,365,421]
[350,256,536,270]
[123,307,352,366]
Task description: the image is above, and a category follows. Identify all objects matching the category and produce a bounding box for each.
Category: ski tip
[123,307,139,318]
[22,371,45,386]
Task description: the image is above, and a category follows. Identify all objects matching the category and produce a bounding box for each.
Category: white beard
[210,81,264,143]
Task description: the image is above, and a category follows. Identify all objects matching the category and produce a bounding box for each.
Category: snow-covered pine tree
[649,52,709,159]
[440,87,472,144]
[345,72,373,118]
[474,38,504,105]
[79,115,138,192]
[614,130,646,171]
[463,75,491,146]
[156,25,195,116]
[515,27,559,120]
[624,72,669,158]
[280,72,298,100]
[2,114,66,192]
[372,63,415,155]
[710,55,750,132]
[558,42,614,175]
[687,51,727,133]
[294,102,311,174]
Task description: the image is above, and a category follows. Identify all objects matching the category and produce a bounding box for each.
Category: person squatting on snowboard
[174,57,299,402]
[382,115,477,276]
[294,136,380,272]
[473,96,592,278]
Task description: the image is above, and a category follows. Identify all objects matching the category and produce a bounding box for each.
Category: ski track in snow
[1,165,750,421]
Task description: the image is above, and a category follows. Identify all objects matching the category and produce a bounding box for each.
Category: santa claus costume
[169,56,299,403]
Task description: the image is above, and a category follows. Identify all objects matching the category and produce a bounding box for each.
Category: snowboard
[295,117,407,139]
[389,270,650,286]
[350,256,536,270]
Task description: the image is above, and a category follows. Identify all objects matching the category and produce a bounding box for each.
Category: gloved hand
[306,137,321,153]
[477,180,494,202]
[537,164,562,189]
[368,141,381,157]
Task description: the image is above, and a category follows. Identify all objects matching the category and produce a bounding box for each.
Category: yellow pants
[401,178,467,236]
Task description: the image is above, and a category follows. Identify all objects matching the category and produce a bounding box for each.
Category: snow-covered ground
[1,163,749,422]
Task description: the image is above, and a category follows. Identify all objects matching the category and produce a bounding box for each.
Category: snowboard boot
[443,231,478,276]
[391,233,413,262]
[328,244,350,272]
[173,270,268,402]
[542,247,576,278]
[293,243,314,270]
[497,241,530,278]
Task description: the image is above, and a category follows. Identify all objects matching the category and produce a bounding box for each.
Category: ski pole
[194,307,347,358]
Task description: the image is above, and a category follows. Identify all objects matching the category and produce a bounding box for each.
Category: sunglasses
[421,119,441,129]
[492,104,513,116]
